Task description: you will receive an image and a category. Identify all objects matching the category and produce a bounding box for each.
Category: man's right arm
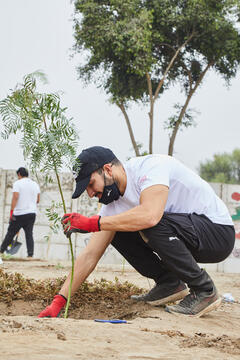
[10,192,19,219]
[38,230,115,317]
[59,230,115,298]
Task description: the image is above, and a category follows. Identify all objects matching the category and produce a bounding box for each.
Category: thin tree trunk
[38,101,74,318]
[146,73,154,154]
[168,63,212,156]
[118,102,140,156]
[168,89,194,156]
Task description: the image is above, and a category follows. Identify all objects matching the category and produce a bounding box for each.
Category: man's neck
[113,165,127,196]
[18,175,27,180]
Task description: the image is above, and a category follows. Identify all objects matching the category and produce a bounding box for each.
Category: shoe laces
[179,289,198,307]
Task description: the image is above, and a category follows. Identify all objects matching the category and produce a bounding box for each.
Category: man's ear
[102,163,113,176]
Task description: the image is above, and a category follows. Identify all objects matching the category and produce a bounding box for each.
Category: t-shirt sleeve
[12,181,20,193]
[137,157,170,193]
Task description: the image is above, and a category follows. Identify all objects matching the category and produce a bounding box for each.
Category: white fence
[0,169,123,265]
[0,169,240,272]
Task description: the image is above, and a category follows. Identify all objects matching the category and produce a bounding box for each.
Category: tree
[199,148,240,184]
[165,0,240,155]
[72,0,195,155]
[0,72,78,317]
[72,0,240,156]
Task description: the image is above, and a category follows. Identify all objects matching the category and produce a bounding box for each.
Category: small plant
[121,258,126,275]
[55,262,65,270]
[1,253,12,260]
[46,201,64,234]
[0,71,78,318]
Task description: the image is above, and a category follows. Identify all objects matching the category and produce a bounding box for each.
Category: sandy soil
[0,259,240,360]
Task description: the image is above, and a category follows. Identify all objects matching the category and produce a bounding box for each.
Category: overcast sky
[0,0,239,173]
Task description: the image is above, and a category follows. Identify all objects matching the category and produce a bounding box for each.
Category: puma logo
[107,189,112,196]
[169,236,179,241]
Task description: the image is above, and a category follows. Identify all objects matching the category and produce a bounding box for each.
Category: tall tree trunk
[168,89,194,156]
[118,102,140,156]
[168,63,212,156]
[146,73,154,154]
[39,101,74,318]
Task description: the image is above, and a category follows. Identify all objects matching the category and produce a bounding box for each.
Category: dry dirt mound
[0,268,150,319]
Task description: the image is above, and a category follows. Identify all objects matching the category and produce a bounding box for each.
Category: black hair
[16,167,29,177]
[96,157,121,175]
[110,157,121,166]
[96,168,103,175]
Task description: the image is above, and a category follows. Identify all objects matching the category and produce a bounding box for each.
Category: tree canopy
[73,0,240,156]
[199,149,240,184]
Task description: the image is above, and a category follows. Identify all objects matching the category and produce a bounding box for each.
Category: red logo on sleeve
[139,175,148,185]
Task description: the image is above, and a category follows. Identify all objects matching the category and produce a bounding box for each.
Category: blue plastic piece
[94,319,127,324]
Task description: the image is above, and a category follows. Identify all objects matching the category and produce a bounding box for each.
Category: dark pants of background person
[0,213,36,257]
[111,212,235,292]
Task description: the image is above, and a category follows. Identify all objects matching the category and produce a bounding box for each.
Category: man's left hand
[61,213,101,237]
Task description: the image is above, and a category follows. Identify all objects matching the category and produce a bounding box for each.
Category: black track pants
[0,213,36,257]
[111,213,235,292]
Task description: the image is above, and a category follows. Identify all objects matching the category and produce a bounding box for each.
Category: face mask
[99,175,121,205]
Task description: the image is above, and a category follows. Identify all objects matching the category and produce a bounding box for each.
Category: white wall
[0,169,123,265]
[208,183,240,273]
[1,169,240,272]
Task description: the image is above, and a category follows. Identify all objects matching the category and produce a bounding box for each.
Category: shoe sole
[132,288,189,306]
[166,297,222,318]
[148,288,189,306]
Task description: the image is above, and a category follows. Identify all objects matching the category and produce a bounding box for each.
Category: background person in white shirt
[0,167,40,258]
[38,147,235,318]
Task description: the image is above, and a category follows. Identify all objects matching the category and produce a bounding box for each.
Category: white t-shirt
[12,178,40,215]
[99,155,233,226]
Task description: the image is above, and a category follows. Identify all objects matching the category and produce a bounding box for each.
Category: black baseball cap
[72,146,116,199]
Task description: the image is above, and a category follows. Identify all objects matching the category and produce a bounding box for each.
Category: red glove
[38,294,67,318]
[10,210,13,221]
[61,213,101,237]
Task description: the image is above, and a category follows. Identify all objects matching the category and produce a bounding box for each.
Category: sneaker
[131,281,189,306]
[0,256,3,265]
[165,286,222,318]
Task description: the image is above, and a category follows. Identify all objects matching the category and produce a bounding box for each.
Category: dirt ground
[0,259,240,360]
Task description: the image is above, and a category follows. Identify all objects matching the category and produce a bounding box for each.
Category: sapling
[0,71,78,318]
